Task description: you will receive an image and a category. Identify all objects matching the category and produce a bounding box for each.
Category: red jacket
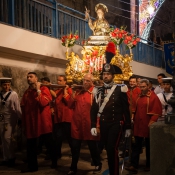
[54,88,73,123]
[21,86,52,139]
[127,86,140,113]
[65,86,99,141]
[132,90,162,137]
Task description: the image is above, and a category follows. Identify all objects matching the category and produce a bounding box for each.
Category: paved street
[0,142,150,175]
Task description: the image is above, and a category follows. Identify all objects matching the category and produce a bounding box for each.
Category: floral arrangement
[109,27,128,45]
[109,27,140,49]
[123,34,140,49]
[61,31,79,48]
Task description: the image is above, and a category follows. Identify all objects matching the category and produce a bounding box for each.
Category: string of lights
[141,0,165,40]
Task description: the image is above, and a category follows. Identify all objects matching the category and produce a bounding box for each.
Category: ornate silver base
[87,35,110,46]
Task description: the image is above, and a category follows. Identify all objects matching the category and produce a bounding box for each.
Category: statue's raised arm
[85,6,90,20]
[87,3,110,36]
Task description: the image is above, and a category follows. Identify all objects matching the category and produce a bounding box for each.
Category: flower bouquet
[109,27,128,45]
[61,31,79,48]
[123,34,140,49]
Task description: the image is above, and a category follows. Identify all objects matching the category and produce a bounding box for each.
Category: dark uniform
[91,42,131,175]
[91,83,131,175]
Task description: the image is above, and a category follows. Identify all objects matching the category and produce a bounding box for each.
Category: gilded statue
[85,3,110,36]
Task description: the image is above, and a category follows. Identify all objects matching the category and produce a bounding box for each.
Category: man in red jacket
[119,76,141,158]
[21,72,57,173]
[125,79,162,174]
[64,73,102,175]
[54,75,73,158]
[127,76,141,120]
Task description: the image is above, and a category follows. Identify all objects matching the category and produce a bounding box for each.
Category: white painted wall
[0,23,81,59]
[130,61,171,79]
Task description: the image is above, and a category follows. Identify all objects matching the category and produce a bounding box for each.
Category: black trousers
[54,122,72,157]
[70,138,101,172]
[100,121,122,175]
[131,136,150,168]
[27,133,57,170]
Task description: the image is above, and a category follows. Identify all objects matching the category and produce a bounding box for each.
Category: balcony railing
[0,0,165,68]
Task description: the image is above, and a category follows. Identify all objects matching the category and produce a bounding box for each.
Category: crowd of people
[0,70,172,175]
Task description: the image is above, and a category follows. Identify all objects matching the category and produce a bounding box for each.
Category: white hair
[140,79,149,86]
[84,73,94,82]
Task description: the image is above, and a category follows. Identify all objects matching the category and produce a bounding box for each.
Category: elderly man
[0,77,21,166]
[21,72,57,173]
[125,79,162,174]
[64,73,102,175]
[90,63,131,175]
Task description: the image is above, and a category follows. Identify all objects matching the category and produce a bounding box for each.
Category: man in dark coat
[90,63,131,175]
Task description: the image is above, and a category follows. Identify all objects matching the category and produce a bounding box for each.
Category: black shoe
[57,154,62,159]
[144,167,150,172]
[91,160,95,166]
[119,150,129,158]
[93,164,102,174]
[8,158,16,167]
[51,163,58,169]
[21,168,38,173]
[37,149,42,155]
[125,166,138,174]
[44,154,51,160]
[0,161,8,166]
[67,170,76,175]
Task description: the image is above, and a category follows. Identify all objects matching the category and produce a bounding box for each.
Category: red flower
[124,40,128,44]
[111,32,117,37]
[114,28,119,32]
[126,36,132,41]
[69,34,73,39]
[132,40,137,45]
[92,50,98,56]
[118,33,123,38]
[75,35,79,39]
[136,38,140,42]
[61,32,79,48]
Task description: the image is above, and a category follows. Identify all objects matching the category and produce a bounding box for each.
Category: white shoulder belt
[97,85,116,117]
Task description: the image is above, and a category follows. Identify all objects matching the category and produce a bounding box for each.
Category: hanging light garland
[139,0,161,37]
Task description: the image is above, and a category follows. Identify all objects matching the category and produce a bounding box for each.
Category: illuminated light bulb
[147,5,155,15]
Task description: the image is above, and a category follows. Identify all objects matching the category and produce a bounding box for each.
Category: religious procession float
[61,3,140,84]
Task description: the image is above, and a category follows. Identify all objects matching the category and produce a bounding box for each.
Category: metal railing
[0,0,165,68]
[120,41,165,68]
[0,0,92,39]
